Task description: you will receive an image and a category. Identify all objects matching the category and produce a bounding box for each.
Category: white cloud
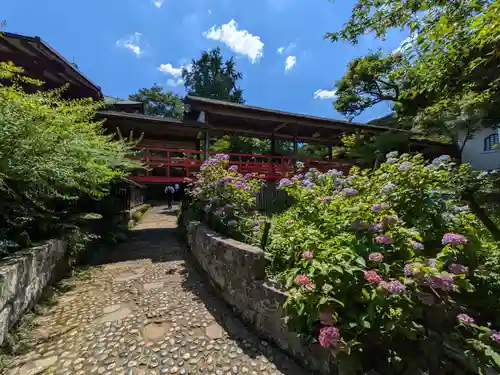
[313,89,337,100]
[159,63,183,77]
[277,42,296,55]
[116,32,143,56]
[285,55,296,72]
[153,0,164,8]
[159,63,192,87]
[203,19,264,63]
[208,9,212,15]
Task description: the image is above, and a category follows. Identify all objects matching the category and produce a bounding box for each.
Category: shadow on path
[6,203,309,375]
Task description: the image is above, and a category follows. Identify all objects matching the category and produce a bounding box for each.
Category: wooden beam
[273,122,288,132]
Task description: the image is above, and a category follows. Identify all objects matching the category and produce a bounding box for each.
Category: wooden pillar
[293,137,298,156]
[204,131,210,160]
[270,137,276,155]
[328,142,333,160]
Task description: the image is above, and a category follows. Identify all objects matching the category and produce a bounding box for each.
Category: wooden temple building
[1,31,457,187]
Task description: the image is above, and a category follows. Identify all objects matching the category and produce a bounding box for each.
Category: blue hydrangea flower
[278,178,293,188]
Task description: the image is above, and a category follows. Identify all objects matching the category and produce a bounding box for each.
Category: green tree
[182,47,244,104]
[183,48,271,154]
[328,0,500,156]
[129,84,184,118]
[0,62,138,249]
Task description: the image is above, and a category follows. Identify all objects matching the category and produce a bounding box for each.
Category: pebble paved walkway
[7,205,307,375]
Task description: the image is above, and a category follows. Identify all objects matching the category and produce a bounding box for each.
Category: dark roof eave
[184,95,403,134]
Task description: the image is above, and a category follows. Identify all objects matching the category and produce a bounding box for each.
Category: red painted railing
[129,148,352,183]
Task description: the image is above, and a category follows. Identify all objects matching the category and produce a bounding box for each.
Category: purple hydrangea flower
[215,154,230,160]
[457,313,474,325]
[423,275,454,291]
[327,169,343,176]
[318,196,332,201]
[343,187,358,196]
[411,241,425,251]
[448,263,468,275]
[399,161,412,170]
[278,178,293,188]
[368,223,384,233]
[380,280,406,294]
[375,235,393,245]
[372,203,389,212]
[442,233,468,245]
[235,182,248,190]
[432,155,451,165]
[302,179,314,188]
[426,258,437,268]
[404,262,422,276]
[380,182,396,194]
[228,165,238,172]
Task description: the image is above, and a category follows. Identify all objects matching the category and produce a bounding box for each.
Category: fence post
[261,221,271,250]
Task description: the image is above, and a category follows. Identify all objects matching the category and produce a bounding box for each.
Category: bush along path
[5,205,307,375]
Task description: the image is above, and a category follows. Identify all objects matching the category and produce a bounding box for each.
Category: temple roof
[0,32,102,100]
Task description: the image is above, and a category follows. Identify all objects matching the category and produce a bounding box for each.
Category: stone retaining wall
[181,214,335,374]
[0,239,67,345]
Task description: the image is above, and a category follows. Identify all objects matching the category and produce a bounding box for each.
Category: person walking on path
[164,185,175,209]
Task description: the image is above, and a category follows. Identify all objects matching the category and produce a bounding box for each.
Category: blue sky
[3,0,406,122]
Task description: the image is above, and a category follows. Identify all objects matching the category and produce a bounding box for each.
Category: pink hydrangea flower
[448,263,468,275]
[295,275,310,286]
[302,251,314,260]
[375,235,393,245]
[490,330,500,343]
[318,326,340,348]
[368,252,384,262]
[364,270,382,284]
[304,283,314,291]
[457,313,474,325]
[442,233,468,245]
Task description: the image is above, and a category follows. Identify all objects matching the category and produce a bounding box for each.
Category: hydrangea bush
[187,154,265,245]
[267,153,500,374]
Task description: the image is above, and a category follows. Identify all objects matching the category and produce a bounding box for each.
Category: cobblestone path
[7,205,307,375]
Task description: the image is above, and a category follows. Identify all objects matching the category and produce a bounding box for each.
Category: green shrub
[187,154,265,245]
[267,153,500,374]
[0,62,139,249]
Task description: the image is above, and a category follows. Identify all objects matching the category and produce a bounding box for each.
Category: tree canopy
[329,0,500,151]
[128,84,184,118]
[0,62,138,248]
[182,47,244,104]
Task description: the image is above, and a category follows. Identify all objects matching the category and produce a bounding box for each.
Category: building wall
[460,128,500,171]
